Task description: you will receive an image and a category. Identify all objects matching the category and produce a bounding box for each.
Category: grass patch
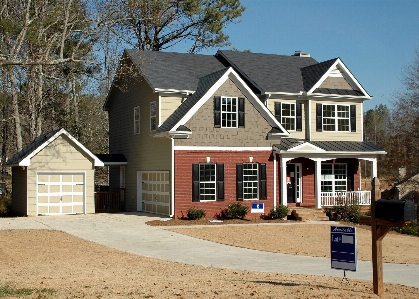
[392,221,419,236]
[0,286,55,298]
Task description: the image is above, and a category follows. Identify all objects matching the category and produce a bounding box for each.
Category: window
[243,163,258,199]
[321,164,347,193]
[150,101,157,131]
[214,96,245,128]
[236,163,266,200]
[192,164,224,202]
[274,102,302,131]
[120,166,125,188]
[134,106,140,134]
[316,103,356,132]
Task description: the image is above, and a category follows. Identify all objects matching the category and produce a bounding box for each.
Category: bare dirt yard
[0,224,418,299]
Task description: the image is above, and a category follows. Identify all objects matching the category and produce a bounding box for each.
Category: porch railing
[321,191,371,206]
[95,188,125,213]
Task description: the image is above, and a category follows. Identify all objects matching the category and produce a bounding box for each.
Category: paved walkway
[1,213,418,288]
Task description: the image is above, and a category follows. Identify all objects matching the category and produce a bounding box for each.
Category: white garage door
[37,173,85,215]
[137,171,170,216]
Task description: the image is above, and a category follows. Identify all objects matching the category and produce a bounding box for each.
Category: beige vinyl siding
[311,100,362,141]
[267,99,305,139]
[108,74,172,212]
[26,135,95,216]
[11,166,27,215]
[176,79,275,147]
[161,96,183,124]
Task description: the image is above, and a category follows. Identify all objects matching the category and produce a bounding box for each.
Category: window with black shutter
[192,164,224,201]
[236,163,266,200]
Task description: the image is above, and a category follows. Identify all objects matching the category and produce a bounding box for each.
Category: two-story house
[104,50,386,218]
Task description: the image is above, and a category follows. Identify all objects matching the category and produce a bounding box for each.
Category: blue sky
[172,0,419,111]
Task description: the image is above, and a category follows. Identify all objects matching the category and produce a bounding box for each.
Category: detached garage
[5,128,104,216]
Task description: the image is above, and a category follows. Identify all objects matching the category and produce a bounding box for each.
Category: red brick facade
[174,150,360,218]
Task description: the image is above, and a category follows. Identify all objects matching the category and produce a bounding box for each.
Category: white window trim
[120,166,126,188]
[221,96,238,128]
[322,104,350,132]
[134,106,140,135]
[199,164,217,201]
[320,163,347,193]
[150,101,157,132]
[243,163,259,200]
[281,102,296,131]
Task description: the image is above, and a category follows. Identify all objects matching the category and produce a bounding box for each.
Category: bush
[186,207,206,220]
[0,192,12,216]
[220,202,249,219]
[324,202,362,224]
[269,205,289,219]
[392,221,419,236]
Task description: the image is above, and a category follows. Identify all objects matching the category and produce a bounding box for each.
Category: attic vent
[293,50,310,57]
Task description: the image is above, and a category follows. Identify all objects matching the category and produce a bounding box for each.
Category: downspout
[170,138,175,217]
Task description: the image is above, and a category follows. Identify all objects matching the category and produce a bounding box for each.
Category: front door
[286,164,302,203]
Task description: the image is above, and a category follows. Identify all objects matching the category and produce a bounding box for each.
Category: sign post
[331,226,357,273]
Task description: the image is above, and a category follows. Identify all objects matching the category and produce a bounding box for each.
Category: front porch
[272,139,386,209]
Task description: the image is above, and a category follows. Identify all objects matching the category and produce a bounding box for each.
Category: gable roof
[5,128,104,167]
[125,50,226,93]
[216,50,319,94]
[303,58,371,98]
[155,67,289,136]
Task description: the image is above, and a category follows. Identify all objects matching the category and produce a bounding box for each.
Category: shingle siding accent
[320,77,352,90]
[175,79,275,147]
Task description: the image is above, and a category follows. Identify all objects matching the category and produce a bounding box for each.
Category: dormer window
[214,96,245,128]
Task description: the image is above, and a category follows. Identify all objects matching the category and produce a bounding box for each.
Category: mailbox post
[361,177,414,295]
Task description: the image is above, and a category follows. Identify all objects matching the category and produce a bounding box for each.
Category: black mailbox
[375,199,416,221]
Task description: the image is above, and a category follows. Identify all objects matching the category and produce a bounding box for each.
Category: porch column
[371,158,378,178]
[273,153,277,208]
[280,156,287,206]
[315,159,322,209]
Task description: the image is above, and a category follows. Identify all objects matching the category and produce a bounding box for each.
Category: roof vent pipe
[293,51,310,57]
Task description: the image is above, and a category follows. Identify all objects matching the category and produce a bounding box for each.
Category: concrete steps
[291,207,329,221]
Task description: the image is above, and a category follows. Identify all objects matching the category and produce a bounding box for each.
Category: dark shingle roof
[95,154,127,164]
[125,50,226,91]
[301,58,337,92]
[216,50,318,93]
[155,68,229,133]
[5,129,61,165]
[277,138,385,152]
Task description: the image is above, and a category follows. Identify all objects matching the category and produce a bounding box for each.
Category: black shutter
[274,102,281,123]
[346,163,355,191]
[238,97,245,128]
[214,96,221,128]
[259,163,267,200]
[296,102,302,131]
[217,164,224,201]
[236,164,243,200]
[192,164,200,202]
[316,103,322,132]
[350,105,356,132]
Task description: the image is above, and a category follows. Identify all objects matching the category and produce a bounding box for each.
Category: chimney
[293,50,310,57]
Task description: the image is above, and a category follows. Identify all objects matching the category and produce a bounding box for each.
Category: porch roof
[273,138,386,154]
[95,154,127,166]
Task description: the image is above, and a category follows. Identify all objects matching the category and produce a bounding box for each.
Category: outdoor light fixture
[249,156,253,162]
[206,157,210,163]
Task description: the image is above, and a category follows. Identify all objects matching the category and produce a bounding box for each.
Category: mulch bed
[146,217,294,226]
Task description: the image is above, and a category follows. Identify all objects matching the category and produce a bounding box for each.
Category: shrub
[0,192,12,216]
[269,205,289,219]
[392,221,419,236]
[220,202,249,219]
[324,202,362,224]
[186,207,206,220]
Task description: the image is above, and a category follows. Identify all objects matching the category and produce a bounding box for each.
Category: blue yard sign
[251,203,264,214]
[331,226,357,272]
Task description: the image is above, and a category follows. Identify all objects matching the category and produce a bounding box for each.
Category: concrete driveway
[1,212,418,288]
